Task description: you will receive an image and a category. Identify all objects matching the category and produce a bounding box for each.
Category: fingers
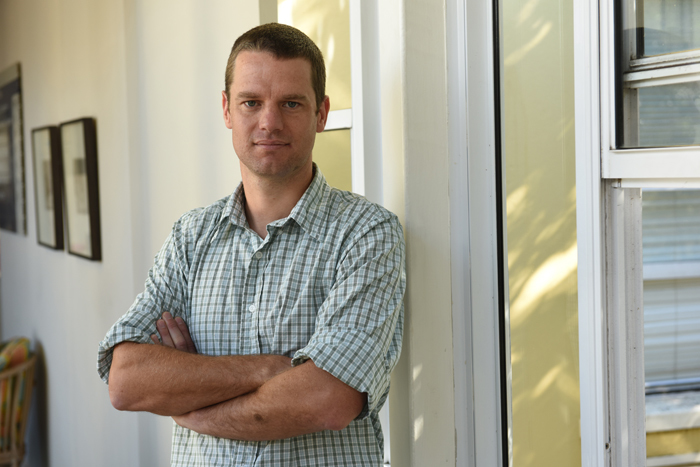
[175,317,197,354]
[163,312,189,350]
[153,312,197,354]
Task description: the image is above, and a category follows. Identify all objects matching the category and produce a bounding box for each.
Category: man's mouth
[254,140,288,148]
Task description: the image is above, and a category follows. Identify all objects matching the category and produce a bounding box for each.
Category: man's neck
[241,166,314,239]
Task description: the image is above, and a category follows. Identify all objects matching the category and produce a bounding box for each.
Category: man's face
[223,51,329,183]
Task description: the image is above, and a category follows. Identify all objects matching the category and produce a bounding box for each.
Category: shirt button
[254,252,263,259]
[249,304,257,313]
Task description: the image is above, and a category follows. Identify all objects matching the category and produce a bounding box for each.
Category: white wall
[0,0,258,465]
[369,0,462,465]
[0,1,138,465]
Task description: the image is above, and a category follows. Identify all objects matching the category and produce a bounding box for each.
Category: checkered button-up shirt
[97,169,405,466]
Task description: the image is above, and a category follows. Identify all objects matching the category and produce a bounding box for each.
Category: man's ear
[316,96,331,133]
[222,91,233,129]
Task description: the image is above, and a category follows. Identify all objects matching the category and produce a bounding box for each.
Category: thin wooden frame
[59,118,101,261]
[31,126,63,250]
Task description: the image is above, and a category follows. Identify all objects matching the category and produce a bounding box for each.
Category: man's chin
[243,160,313,183]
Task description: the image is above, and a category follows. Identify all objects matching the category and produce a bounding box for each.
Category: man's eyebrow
[234,92,311,102]
[235,91,261,100]
[281,94,310,102]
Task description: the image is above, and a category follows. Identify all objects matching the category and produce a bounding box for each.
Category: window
[618,0,700,150]
[602,0,700,183]
[643,189,700,390]
[575,0,700,466]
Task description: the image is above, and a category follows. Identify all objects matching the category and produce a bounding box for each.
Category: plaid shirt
[97,169,405,466]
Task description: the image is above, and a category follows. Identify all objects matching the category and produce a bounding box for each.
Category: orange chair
[0,349,36,467]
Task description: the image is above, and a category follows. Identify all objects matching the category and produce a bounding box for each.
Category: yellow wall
[648,428,700,458]
[278,0,352,190]
[502,0,580,464]
[313,129,352,192]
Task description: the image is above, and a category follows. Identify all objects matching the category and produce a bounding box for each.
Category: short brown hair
[224,23,326,110]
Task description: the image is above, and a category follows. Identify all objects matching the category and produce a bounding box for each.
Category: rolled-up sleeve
[292,215,406,417]
[96,219,190,384]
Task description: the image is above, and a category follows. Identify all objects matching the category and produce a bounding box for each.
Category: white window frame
[599,0,700,183]
[576,0,700,466]
[348,1,383,203]
[447,0,506,465]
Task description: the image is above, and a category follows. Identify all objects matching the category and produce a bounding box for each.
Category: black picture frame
[31,126,63,250]
[60,118,101,261]
[0,64,27,234]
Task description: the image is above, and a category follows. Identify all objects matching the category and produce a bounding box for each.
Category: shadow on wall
[25,340,49,467]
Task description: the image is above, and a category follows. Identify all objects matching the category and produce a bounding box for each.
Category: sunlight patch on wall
[511,243,577,325]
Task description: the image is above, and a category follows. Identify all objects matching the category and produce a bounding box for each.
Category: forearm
[174,360,367,440]
[108,342,291,416]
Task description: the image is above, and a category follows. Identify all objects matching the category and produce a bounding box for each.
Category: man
[97,23,405,466]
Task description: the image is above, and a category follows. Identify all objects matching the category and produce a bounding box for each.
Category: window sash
[603,0,700,181]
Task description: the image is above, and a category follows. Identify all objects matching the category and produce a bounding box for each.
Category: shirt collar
[220,164,329,241]
[286,165,328,241]
[221,183,247,228]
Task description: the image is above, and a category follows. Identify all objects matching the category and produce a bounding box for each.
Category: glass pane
[643,189,700,263]
[644,278,700,382]
[641,0,700,57]
[640,81,700,147]
[621,80,700,148]
[619,0,700,149]
[313,129,351,191]
[642,189,700,387]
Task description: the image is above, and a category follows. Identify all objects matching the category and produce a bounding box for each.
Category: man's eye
[244,101,257,107]
[286,102,299,109]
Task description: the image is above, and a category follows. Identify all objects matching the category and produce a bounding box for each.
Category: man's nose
[259,105,283,132]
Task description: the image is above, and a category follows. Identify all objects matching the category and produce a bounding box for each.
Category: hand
[151,312,197,354]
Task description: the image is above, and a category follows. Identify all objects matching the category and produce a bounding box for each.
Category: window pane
[643,189,700,263]
[618,0,700,149]
[635,81,700,148]
[643,189,700,386]
[641,0,700,57]
[644,278,700,382]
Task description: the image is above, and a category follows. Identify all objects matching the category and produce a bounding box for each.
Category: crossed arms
[108,312,367,441]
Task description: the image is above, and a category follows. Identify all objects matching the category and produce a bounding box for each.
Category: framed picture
[60,118,101,261]
[0,64,26,234]
[32,126,63,249]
